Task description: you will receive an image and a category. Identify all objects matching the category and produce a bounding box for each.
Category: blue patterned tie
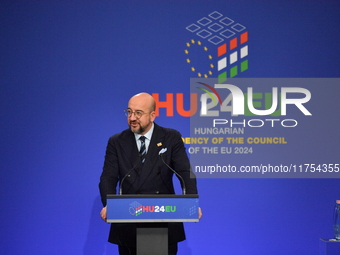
[139,136,146,163]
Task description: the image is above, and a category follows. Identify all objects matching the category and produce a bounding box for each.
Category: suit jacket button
[155,191,159,194]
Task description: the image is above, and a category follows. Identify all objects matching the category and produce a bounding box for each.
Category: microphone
[159,149,186,195]
[119,154,142,195]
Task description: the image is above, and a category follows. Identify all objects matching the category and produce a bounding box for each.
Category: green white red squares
[217,31,249,83]
[185,12,249,82]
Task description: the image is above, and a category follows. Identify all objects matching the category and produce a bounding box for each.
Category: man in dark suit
[99,92,201,255]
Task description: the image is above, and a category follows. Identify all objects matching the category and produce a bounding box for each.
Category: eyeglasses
[124,109,150,119]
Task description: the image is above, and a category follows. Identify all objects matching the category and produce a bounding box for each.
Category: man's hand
[198,207,203,220]
[100,206,107,222]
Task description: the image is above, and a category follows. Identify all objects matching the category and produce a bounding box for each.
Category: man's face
[127,97,155,135]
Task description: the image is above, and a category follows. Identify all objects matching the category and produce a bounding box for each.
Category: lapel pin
[157,142,162,147]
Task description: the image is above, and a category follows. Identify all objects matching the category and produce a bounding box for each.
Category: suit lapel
[118,130,140,170]
[136,123,165,190]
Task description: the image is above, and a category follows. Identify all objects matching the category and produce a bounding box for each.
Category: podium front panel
[106,194,199,223]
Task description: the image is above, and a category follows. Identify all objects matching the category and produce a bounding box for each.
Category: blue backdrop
[1,1,340,254]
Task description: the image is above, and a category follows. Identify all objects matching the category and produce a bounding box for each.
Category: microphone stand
[159,153,186,195]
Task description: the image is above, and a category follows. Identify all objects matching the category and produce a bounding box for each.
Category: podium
[106,194,199,255]
[319,239,340,255]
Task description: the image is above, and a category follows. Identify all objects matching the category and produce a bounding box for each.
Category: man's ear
[150,111,156,122]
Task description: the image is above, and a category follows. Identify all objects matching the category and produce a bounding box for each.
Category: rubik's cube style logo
[185,11,249,83]
[129,201,143,216]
